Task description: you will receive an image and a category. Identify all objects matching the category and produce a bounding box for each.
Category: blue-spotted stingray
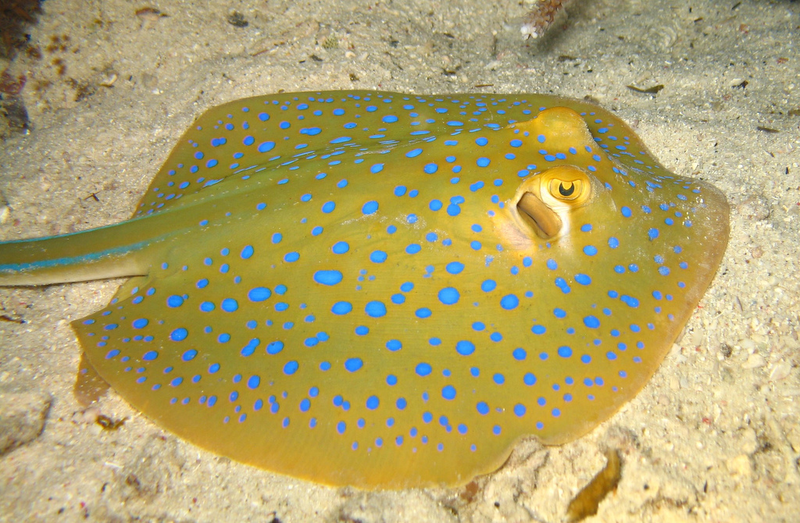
[0,91,729,489]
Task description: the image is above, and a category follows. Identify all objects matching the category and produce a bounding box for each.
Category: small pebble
[742,353,766,369]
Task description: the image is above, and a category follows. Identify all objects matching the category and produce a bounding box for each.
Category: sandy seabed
[1,0,799,521]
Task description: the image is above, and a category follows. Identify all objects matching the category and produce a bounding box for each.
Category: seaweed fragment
[566,449,622,522]
[627,84,664,94]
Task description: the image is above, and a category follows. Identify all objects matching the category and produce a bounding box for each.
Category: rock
[0,389,52,455]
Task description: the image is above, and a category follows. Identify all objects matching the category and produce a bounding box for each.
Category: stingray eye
[548,178,585,202]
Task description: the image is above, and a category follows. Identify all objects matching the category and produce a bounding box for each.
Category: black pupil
[558,182,575,196]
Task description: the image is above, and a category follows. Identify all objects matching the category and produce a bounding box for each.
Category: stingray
[0,91,729,489]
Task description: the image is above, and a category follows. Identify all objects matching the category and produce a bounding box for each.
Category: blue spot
[240,338,260,357]
[241,245,254,259]
[166,295,184,308]
[621,295,640,308]
[370,250,387,263]
[583,245,598,256]
[332,241,349,254]
[314,270,344,286]
[406,244,421,254]
[406,148,423,158]
[170,328,188,341]
[331,301,353,315]
[500,294,519,310]
[284,252,300,262]
[438,287,460,305]
[446,262,464,274]
[416,363,432,377]
[481,279,496,292]
[608,237,620,249]
[322,201,336,213]
[365,301,387,317]
[514,404,526,417]
[370,163,384,173]
[493,373,505,385]
[345,358,363,372]
[476,157,491,167]
[248,376,261,389]
[477,402,490,415]
[366,396,380,410]
[415,308,432,318]
[621,206,632,218]
[532,325,546,335]
[424,163,438,174]
[181,349,197,362]
[584,316,600,328]
[442,385,457,400]
[221,298,239,312]
[555,278,572,294]
[513,348,527,360]
[258,141,275,153]
[386,340,402,352]
[558,346,573,358]
[456,340,475,356]
[362,201,379,215]
[554,308,566,318]
[648,228,659,241]
[142,351,158,361]
[475,137,488,146]
[524,373,536,386]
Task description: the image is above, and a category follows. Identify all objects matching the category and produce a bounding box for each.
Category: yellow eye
[548,178,586,202]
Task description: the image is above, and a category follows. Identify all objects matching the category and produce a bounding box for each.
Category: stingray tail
[0,222,149,286]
